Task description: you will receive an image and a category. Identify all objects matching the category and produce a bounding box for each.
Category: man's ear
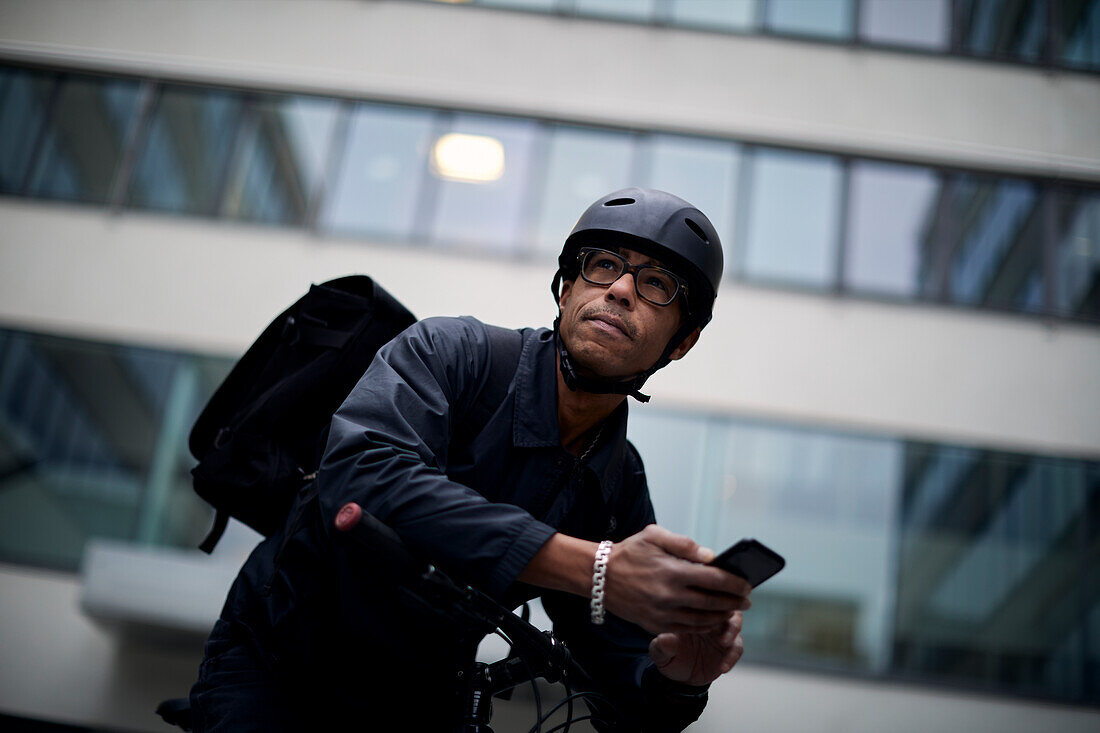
[558,279,575,311]
[669,327,701,361]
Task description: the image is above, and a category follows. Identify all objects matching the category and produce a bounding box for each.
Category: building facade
[0,0,1098,730]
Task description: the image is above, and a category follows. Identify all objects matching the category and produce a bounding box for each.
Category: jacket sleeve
[541,443,708,732]
[316,316,556,597]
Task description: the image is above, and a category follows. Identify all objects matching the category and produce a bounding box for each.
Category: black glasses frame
[576,247,688,307]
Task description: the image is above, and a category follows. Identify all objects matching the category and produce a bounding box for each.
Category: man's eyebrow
[615,247,665,268]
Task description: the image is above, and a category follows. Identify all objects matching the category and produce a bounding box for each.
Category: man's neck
[556,364,626,455]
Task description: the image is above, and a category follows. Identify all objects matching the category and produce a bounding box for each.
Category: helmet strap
[554,318,651,403]
[550,268,705,404]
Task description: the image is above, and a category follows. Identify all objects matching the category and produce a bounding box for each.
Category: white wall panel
[3,199,1098,459]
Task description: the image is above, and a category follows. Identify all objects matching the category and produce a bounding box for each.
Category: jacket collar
[513,328,629,504]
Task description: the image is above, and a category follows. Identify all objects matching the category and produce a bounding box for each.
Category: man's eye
[594,257,618,270]
[645,276,671,293]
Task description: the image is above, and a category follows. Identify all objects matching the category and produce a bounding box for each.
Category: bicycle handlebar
[331,502,622,728]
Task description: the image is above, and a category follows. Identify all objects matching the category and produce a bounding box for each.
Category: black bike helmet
[551,187,724,402]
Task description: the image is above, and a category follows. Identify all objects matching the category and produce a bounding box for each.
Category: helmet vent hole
[684,217,709,244]
[604,197,635,207]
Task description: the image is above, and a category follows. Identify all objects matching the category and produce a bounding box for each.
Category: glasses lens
[582,250,626,284]
[636,268,679,305]
[580,249,681,305]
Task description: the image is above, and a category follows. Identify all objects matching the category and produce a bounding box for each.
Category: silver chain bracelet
[590,540,613,625]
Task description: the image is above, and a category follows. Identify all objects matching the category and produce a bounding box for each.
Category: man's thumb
[649,634,678,668]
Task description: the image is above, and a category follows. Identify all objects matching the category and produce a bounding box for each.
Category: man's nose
[605,271,635,305]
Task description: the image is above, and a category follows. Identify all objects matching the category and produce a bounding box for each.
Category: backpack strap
[200,326,522,555]
[462,325,524,439]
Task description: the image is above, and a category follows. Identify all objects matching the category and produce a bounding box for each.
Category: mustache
[581,306,637,340]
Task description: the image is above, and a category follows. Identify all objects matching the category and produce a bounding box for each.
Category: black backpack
[189,275,521,553]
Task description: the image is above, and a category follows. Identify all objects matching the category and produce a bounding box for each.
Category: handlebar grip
[333,502,425,584]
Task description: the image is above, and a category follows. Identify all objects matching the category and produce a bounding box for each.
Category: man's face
[558,247,699,380]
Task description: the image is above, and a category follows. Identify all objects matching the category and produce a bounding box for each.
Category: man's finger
[677,587,750,613]
[722,634,745,672]
[680,564,754,597]
[647,526,712,563]
[667,607,736,630]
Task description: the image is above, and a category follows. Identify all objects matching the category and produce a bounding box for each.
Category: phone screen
[708,538,785,588]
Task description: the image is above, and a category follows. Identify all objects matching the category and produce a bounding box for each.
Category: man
[190,188,752,731]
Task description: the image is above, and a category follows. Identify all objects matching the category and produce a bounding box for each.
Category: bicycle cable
[527,690,619,733]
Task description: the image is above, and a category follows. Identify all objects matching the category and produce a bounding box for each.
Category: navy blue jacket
[220,317,706,730]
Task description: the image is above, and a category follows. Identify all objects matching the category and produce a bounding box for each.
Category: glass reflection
[474,0,558,11]
[643,134,740,272]
[534,125,636,255]
[127,86,244,215]
[633,406,1100,702]
[670,0,759,30]
[0,328,230,571]
[26,75,143,204]
[714,424,900,669]
[896,447,1099,701]
[845,161,940,298]
[859,0,950,49]
[957,0,1047,62]
[575,0,657,21]
[0,67,56,194]
[741,147,843,288]
[1053,189,1100,320]
[1061,0,1100,70]
[321,103,435,241]
[766,0,854,39]
[947,176,1044,313]
[222,94,341,226]
[429,114,537,252]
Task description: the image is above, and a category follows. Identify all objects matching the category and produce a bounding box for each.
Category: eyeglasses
[577,248,687,307]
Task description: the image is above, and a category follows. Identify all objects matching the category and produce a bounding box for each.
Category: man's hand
[649,612,744,686]
[604,525,752,635]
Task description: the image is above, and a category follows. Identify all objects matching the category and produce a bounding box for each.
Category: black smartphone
[709,538,785,588]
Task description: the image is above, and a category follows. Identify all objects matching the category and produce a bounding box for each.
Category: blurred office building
[1,0,1099,731]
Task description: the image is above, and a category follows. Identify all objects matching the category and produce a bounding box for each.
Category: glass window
[428,113,538,252]
[643,134,740,272]
[956,0,1048,63]
[25,75,143,204]
[575,0,658,22]
[844,160,941,299]
[0,328,230,571]
[708,417,902,671]
[946,176,1044,313]
[0,67,57,194]
[766,0,854,39]
[627,410,713,537]
[859,0,950,49]
[534,125,636,256]
[1061,0,1100,70]
[895,448,1099,701]
[221,94,342,226]
[740,147,843,289]
[632,405,1100,701]
[670,0,759,31]
[126,85,244,215]
[1053,188,1100,321]
[321,103,435,241]
[474,0,558,11]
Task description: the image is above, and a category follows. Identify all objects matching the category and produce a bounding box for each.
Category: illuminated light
[431,133,505,183]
